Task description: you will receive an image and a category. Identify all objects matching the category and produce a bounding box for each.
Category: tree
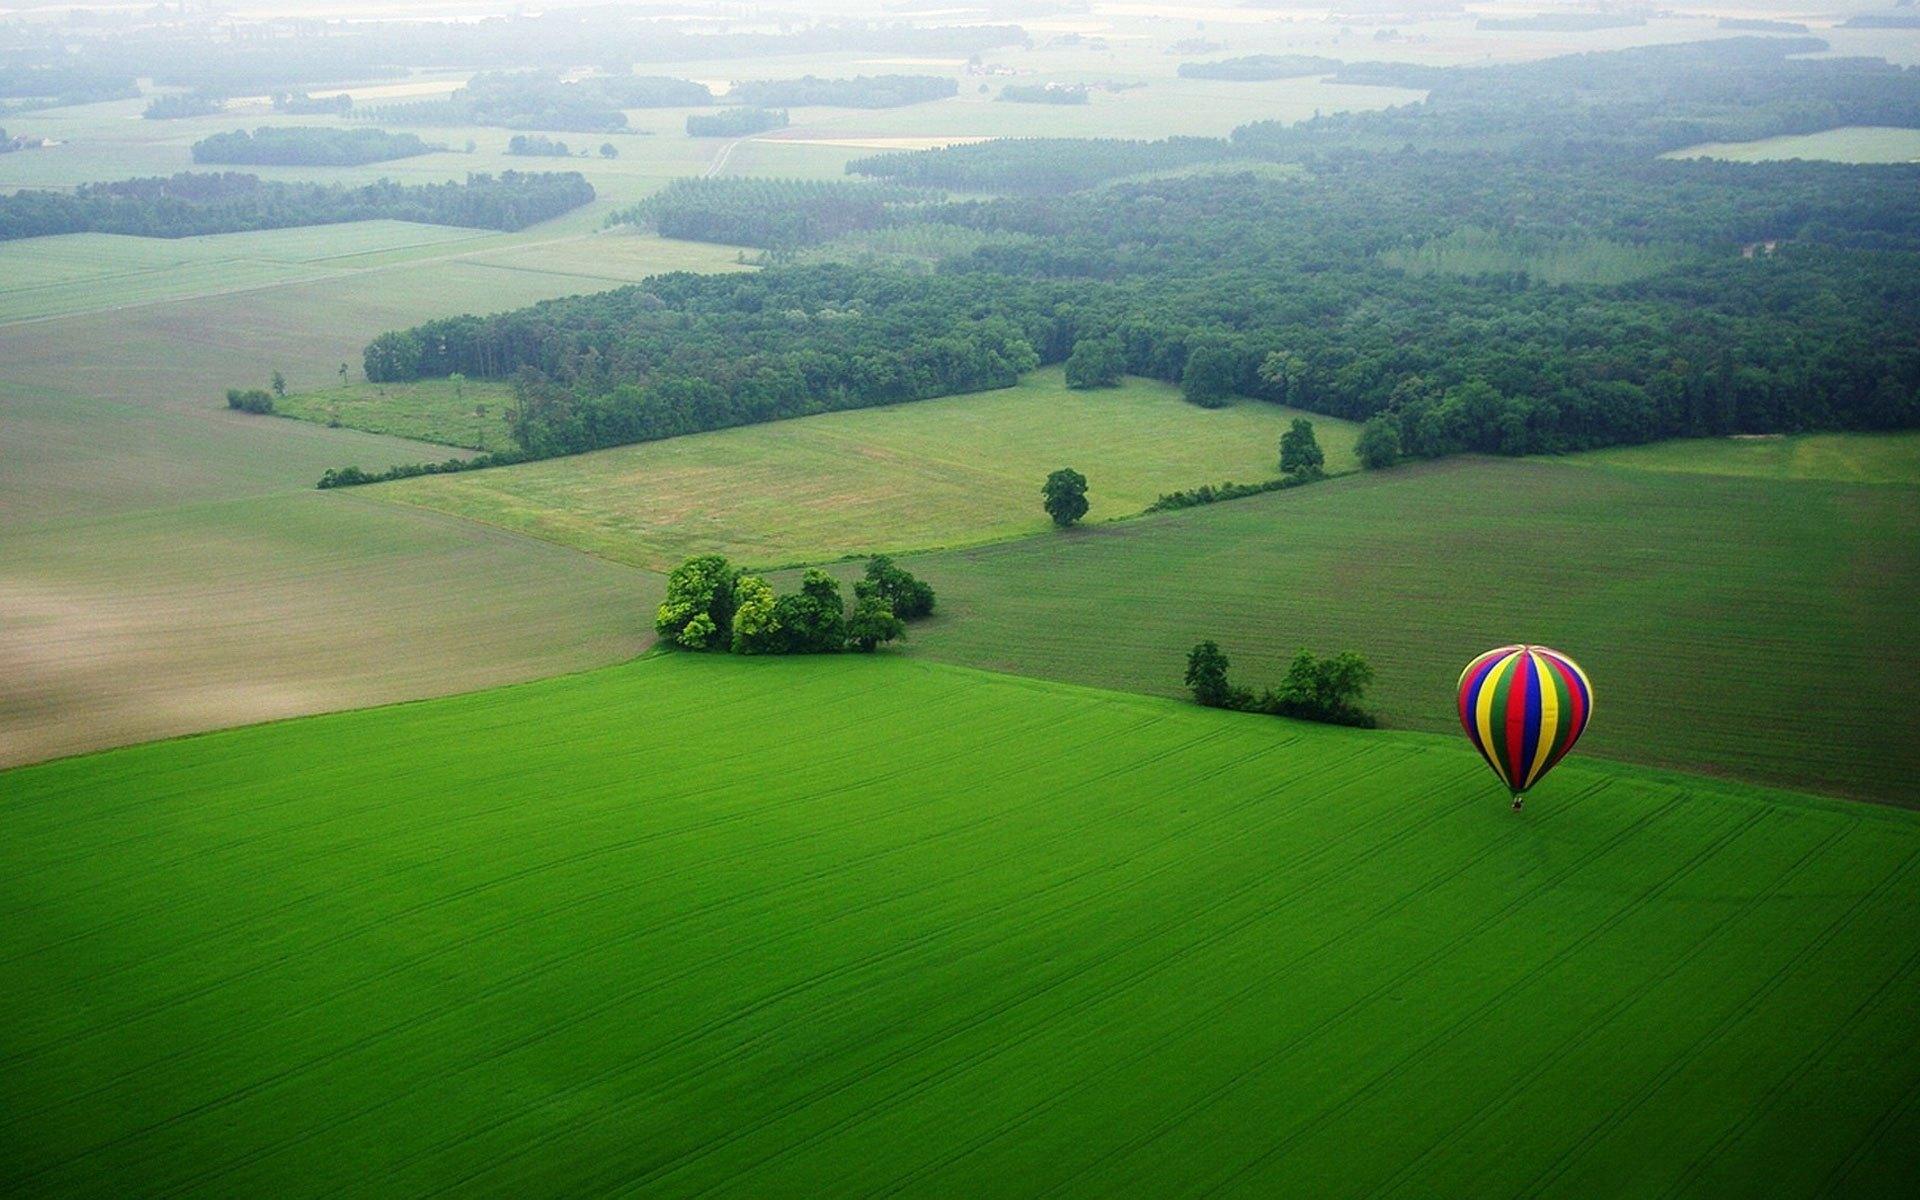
[1278,417,1324,480]
[1181,344,1238,408]
[730,574,780,654]
[773,569,846,653]
[655,554,739,649]
[1265,648,1376,726]
[1184,641,1233,708]
[600,142,619,159]
[1354,413,1401,469]
[1042,467,1089,527]
[270,370,286,398]
[854,555,935,619]
[846,596,905,652]
[1064,335,1123,389]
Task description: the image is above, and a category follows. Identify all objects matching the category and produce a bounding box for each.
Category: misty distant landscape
[3,2,1918,1196]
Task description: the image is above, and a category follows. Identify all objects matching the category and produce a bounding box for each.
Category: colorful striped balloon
[1456,645,1594,805]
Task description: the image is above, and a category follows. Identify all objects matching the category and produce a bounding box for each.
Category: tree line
[0,171,594,242]
[191,127,436,167]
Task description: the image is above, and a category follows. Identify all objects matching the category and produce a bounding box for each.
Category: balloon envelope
[1456,645,1593,796]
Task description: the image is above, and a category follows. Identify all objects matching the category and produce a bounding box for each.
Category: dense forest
[191,127,435,166]
[506,134,573,157]
[0,171,593,241]
[0,64,137,109]
[608,178,933,249]
[727,75,957,109]
[333,37,1920,484]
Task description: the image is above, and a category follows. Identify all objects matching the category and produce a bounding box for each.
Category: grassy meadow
[1664,125,1920,164]
[274,377,518,449]
[886,451,1920,804]
[372,367,1359,570]
[1379,227,1695,286]
[5,653,1918,1196]
[1574,432,1920,485]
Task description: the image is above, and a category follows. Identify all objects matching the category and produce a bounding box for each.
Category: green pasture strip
[1572,432,1920,486]
[2,654,1915,1196]
[371,367,1358,571]
[888,454,1920,803]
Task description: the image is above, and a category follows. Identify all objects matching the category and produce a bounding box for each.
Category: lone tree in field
[1279,418,1325,480]
[1355,414,1401,470]
[270,370,286,398]
[1181,344,1237,408]
[1064,335,1124,389]
[1185,641,1234,708]
[1043,467,1090,527]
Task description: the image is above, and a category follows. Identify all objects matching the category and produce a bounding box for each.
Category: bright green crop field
[4,653,1918,1197]
[888,453,1920,804]
[372,367,1358,570]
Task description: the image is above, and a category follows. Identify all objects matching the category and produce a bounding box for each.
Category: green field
[372,367,1359,570]
[1664,125,1920,164]
[1574,432,1920,485]
[275,377,519,449]
[884,454,1920,804]
[1379,227,1694,285]
[5,653,1918,1196]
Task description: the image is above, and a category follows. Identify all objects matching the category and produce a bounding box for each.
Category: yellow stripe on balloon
[1525,650,1559,789]
[1475,650,1515,789]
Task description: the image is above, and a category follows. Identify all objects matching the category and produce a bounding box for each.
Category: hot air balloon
[1456,645,1593,811]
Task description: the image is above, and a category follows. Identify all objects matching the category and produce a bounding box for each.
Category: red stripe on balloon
[1505,651,1531,788]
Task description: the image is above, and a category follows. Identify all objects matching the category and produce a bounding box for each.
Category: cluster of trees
[357,264,1049,459]
[0,65,137,109]
[608,177,930,249]
[1185,642,1377,727]
[1176,55,1338,81]
[655,555,934,655]
[728,75,957,109]
[191,127,435,166]
[0,171,594,242]
[506,134,574,157]
[143,93,224,120]
[225,388,275,415]
[999,84,1087,105]
[686,106,789,137]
